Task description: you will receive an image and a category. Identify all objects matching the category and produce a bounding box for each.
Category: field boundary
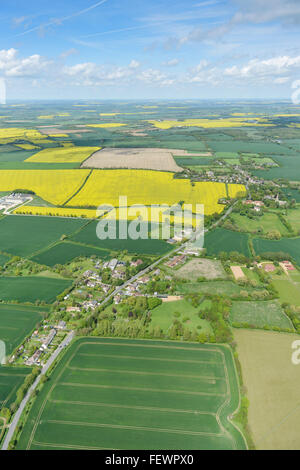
[62,169,93,207]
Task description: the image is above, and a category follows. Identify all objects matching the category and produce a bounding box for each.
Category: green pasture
[230,300,293,329]
[150,299,212,334]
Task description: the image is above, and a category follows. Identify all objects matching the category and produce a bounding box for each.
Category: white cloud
[137,68,168,84]
[63,60,143,86]
[129,60,140,69]
[0,48,50,78]
[60,48,78,60]
[224,55,300,82]
[274,77,290,84]
[162,58,180,67]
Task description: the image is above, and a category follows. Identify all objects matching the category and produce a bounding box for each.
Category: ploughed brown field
[81,147,185,172]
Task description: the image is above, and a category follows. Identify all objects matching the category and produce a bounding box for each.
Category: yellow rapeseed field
[227,184,247,199]
[103,206,200,227]
[67,169,245,215]
[16,144,40,150]
[37,115,54,119]
[14,205,98,219]
[148,117,273,129]
[25,146,101,163]
[86,123,127,128]
[0,170,90,206]
[48,134,69,138]
[0,128,45,144]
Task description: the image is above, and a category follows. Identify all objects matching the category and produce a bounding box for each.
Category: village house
[130,259,143,268]
[66,306,81,313]
[281,260,295,271]
[42,329,56,349]
[166,255,186,268]
[108,259,119,271]
[82,300,98,310]
[137,276,150,284]
[57,321,67,330]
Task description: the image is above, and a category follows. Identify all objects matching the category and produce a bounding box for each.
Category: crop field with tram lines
[16,338,246,450]
[0,304,46,354]
[0,367,33,410]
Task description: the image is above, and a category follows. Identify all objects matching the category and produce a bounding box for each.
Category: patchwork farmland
[2,100,300,451]
[16,338,246,450]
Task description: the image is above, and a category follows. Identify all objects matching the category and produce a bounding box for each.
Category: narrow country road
[100,200,237,307]
[1,330,74,451]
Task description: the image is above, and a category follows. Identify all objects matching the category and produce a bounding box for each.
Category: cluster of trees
[76,296,163,339]
[6,368,40,417]
[2,256,44,277]
[186,294,234,344]
[217,251,250,265]
[199,297,233,343]
[282,303,300,333]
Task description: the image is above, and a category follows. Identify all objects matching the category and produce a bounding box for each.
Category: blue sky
[1,0,300,99]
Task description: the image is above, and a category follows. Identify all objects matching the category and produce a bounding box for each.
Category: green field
[150,299,213,335]
[174,157,213,166]
[253,155,300,181]
[231,213,289,236]
[282,188,300,203]
[208,141,295,155]
[235,330,300,450]
[205,229,250,257]
[0,216,87,258]
[272,279,300,306]
[16,337,246,450]
[176,280,261,298]
[175,258,226,281]
[71,221,172,255]
[0,276,71,304]
[230,300,293,329]
[0,367,32,409]
[253,236,300,265]
[32,241,111,267]
[0,150,36,163]
[285,207,300,233]
[0,304,45,354]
